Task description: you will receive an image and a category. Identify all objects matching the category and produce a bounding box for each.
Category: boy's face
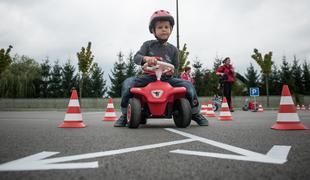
[153,21,171,40]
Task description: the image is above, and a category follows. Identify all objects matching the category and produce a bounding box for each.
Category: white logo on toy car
[151,90,163,98]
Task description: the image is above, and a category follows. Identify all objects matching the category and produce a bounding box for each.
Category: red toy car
[127,61,192,128]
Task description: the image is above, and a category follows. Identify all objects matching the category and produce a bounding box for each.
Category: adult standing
[216,57,235,112]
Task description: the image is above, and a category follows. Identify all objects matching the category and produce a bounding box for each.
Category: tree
[202,69,218,96]
[0,55,41,97]
[244,63,260,90]
[62,59,77,97]
[90,62,107,97]
[213,55,222,72]
[0,65,14,97]
[81,74,92,97]
[291,56,303,94]
[125,52,137,78]
[192,59,205,96]
[232,80,247,96]
[39,57,51,97]
[210,56,223,96]
[269,64,281,95]
[0,45,13,78]
[302,60,310,95]
[48,60,63,97]
[251,48,273,107]
[108,52,127,97]
[280,56,292,87]
[178,43,189,74]
[77,42,94,99]
[290,56,303,104]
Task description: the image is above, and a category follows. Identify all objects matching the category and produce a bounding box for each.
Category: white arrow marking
[0,138,194,171]
[0,151,98,171]
[165,128,291,164]
[0,128,291,171]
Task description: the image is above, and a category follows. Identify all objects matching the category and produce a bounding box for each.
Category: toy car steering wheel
[143,61,175,80]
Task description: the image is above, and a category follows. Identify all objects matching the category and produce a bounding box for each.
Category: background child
[181,66,194,84]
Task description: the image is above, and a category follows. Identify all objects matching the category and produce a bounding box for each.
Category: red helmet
[149,10,175,33]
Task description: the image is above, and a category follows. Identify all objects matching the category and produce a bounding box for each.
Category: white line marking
[0,139,194,171]
[165,128,291,164]
[0,128,291,171]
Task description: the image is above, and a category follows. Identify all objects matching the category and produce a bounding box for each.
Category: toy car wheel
[127,98,141,128]
[173,98,191,128]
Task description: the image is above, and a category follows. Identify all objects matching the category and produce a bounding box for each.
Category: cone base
[103,117,117,121]
[218,116,232,121]
[206,114,216,117]
[271,122,308,130]
[58,121,86,128]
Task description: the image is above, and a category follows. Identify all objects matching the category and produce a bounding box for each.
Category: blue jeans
[120,75,200,115]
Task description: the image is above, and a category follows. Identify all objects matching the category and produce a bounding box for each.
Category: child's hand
[143,56,157,66]
[163,67,174,76]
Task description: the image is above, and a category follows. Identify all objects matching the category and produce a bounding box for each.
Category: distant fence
[0,96,309,111]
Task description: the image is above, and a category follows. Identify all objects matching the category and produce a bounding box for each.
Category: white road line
[165,128,291,164]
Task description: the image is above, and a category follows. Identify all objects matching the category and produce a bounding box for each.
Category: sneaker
[192,113,209,126]
[114,115,127,127]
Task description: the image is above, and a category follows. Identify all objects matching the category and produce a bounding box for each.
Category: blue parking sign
[250,87,259,97]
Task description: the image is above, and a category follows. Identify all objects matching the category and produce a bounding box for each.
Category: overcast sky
[1,0,310,83]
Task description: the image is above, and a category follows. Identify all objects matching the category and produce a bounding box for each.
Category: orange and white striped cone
[206,100,216,117]
[257,104,264,112]
[59,90,86,128]
[271,85,307,130]
[301,104,306,110]
[218,97,233,121]
[296,104,300,110]
[103,97,117,121]
[200,102,208,116]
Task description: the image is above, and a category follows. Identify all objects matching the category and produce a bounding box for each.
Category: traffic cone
[206,100,216,117]
[271,85,307,130]
[218,97,233,121]
[59,90,86,128]
[200,102,208,116]
[296,104,300,110]
[257,104,264,112]
[103,97,117,121]
[301,104,306,110]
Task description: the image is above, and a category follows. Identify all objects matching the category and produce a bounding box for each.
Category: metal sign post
[250,87,259,112]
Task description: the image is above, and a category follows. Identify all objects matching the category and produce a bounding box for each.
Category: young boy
[114,10,208,127]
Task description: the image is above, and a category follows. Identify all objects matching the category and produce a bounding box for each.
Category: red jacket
[181,72,194,84]
[216,64,235,82]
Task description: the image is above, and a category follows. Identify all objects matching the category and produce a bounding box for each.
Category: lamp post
[176,0,180,50]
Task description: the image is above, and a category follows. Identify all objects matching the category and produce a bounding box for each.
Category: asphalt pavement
[0,110,309,180]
